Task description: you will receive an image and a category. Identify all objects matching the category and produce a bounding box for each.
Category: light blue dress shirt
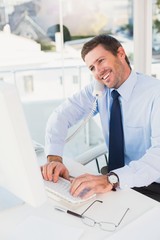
[45,70,160,189]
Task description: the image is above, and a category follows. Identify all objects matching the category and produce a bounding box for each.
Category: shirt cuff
[45,143,64,158]
[113,165,135,189]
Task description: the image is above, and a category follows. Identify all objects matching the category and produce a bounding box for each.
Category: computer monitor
[0,82,47,209]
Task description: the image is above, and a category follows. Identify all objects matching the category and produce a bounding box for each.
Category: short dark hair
[81,34,131,69]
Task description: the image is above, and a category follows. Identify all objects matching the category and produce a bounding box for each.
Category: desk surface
[0,158,160,240]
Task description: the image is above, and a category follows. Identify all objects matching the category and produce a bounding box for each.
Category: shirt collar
[117,70,137,101]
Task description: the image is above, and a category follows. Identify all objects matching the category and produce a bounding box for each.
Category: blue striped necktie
[108,90,124,172]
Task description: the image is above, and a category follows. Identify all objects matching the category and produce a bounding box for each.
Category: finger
[79,188,96,199]
[52,166,61,182]
[71,178,91,197]
[47,162,57,181]
[52,162,66,182]
[73,182,94,198]
[69,176,74,182]
[70,174,92,194]
[41,164,49,181]
[62,169,70,181]
[70,177,82,195]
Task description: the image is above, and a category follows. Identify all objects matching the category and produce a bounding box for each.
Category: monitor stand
[0,187,24,211]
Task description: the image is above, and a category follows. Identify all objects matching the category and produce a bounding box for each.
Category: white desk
[0,158,160,240]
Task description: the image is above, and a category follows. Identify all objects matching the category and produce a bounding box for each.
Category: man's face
[84,44,128,89]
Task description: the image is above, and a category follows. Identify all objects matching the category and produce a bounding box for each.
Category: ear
[117,47,126,59]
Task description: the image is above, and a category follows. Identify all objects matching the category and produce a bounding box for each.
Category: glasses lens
[82,216,95,227]
[100,222,116,231]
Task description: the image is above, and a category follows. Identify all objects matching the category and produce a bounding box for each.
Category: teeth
[103,72,110,80]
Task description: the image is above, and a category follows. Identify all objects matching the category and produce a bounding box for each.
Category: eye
[89,66,94,72]
[98,58,104,63]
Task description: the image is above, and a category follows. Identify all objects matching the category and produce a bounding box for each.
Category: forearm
[45,109,68,157]
[114,150,160,189]
[45,84,95,157]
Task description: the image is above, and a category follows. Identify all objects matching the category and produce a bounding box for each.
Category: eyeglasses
[55,200,130,232]
[80,200,130,232]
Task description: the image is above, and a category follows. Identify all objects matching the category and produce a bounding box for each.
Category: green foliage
[47,24,71,42]
[153,19,160,33]
[156,0,160,8]
[71,35,94,40]
[154,0,160,32]
[36,40,56,52]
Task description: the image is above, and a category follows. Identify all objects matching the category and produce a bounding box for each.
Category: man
[41,34,160,201]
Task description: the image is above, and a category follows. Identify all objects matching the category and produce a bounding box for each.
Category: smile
[102,70,111,81]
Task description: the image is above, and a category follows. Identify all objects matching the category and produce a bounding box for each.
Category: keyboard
[44,177,96,204]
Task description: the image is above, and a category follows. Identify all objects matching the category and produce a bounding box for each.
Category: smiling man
[41,34,160,202]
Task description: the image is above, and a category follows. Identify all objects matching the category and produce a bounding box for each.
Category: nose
[95,65,105,79]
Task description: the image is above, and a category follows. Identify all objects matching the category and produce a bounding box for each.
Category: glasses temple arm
[116,208,130,227]
[81,200,103,216]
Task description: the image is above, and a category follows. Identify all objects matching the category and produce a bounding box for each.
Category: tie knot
[111,90,120,100]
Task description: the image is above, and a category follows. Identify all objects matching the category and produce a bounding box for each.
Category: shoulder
[136,72,160,91]
[136,72,160,84]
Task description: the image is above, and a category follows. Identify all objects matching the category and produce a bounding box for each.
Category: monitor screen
[0,82,47,209]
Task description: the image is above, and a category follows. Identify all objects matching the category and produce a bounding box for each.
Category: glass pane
[0,0,134,156]
[0,0,134,99]
[152,0,160,79]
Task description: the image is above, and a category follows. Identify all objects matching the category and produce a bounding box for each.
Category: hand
[70,173,113,199]
[41,161,70,182]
